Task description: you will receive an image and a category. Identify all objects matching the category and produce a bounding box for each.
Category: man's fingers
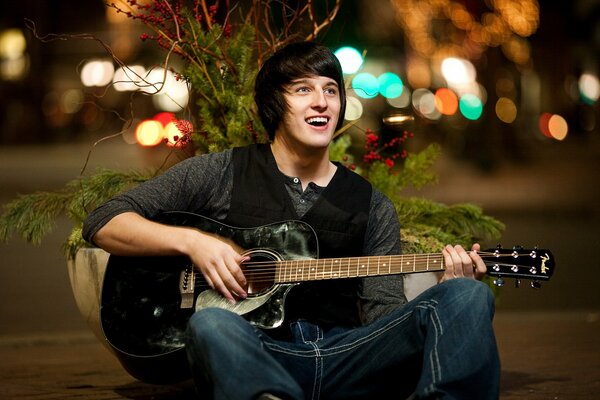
[442,244,479,280]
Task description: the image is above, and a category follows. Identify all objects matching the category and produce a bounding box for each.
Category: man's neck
[270,140,336,190]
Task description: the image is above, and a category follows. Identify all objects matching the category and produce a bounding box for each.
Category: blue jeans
[185,278,500,400]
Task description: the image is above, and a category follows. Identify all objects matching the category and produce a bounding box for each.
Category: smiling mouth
[306,117,329,127]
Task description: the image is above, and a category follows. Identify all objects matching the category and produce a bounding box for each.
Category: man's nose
[311,90,327,108]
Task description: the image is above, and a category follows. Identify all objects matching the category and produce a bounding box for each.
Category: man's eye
[325,88,337,95]
[297,87,310,93]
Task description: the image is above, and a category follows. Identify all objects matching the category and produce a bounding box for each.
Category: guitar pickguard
[195,283,297,329]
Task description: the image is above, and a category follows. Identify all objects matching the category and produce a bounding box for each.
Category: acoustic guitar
[99,211,555,384]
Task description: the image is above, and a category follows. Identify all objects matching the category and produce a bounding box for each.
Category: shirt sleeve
[82,150,233,245]
[358,188,407,325]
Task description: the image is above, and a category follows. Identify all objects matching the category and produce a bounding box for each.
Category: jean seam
[264,301,430,357]
[423,301,442,391]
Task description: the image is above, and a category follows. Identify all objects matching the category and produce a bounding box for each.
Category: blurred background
[1,0,599,336]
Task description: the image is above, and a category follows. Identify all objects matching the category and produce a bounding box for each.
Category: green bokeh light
[378,72,404,99]
[459,94,483,120]
[352,73,379,99]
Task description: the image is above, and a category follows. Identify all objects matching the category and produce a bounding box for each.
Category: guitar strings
[194,252,537,285]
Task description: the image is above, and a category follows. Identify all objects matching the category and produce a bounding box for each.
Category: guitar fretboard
[276,253,445,283]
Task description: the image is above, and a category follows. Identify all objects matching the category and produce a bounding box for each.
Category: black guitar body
[100,211,318,384]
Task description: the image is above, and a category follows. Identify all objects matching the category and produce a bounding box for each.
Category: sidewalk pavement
[0,310,598,399]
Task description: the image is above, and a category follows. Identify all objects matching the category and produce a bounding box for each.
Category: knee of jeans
[446,279,495,311]
[187,308,239,341]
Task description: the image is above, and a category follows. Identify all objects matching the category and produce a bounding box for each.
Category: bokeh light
[459,94,483,120]
[80,60,114,87]
[113,65,147,92]
[164,121,183,146]
[579,73,600,105]
[0,28,28,81]
[145,68,189,111]
[434,88,458,115]
[441,57,476,86]
[387,87,411,108]
[378,72,404,99]
[538,112,553,137]
[413,88,441,120]
[344,96,363,121]
[548,114,568,140]
[352,72,379,99]
[135,120,164,146]
[538,112,569,140]
[334,46,364,74]
[153,111,176,126]
[495,97,517,123]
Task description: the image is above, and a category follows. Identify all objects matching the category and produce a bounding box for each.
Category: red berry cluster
[109,1,232,57]
[362,128,413,170]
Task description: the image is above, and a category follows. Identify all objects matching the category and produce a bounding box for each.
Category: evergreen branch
[0,169,151,247]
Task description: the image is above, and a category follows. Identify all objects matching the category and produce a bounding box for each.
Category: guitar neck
[276,253,444,283]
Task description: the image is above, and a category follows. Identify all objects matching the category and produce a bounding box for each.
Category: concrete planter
[66,247,109,344]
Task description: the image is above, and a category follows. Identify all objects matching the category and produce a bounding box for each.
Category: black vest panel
[225,144,372,327]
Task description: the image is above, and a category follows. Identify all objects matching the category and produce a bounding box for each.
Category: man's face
[277,75,341,150]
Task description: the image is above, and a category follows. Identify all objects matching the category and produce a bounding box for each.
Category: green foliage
[184,22,266,154]
[332,131,504,254]
[329,134,353,163]
[396,198,505,249]
[0,169,151,258]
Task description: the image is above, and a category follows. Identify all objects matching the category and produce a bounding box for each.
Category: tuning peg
[530,281,541,289]
[494,277,505,287]
[515,279,521,288]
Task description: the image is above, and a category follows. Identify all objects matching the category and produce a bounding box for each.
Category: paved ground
[1,310,598,399]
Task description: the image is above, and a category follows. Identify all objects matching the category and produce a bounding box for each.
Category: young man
[83,41,500,399]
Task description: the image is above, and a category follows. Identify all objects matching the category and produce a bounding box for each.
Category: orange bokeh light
[434,88,459,115]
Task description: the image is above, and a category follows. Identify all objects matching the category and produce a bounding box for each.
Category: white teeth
[306,117,328,125]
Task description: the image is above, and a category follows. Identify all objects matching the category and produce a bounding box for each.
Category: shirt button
[300,199,305,203]
[293,177,299,184]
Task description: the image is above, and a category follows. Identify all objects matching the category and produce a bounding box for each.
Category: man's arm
[83,150,247,303]
[359,189,406,325]
[93,211,248,304]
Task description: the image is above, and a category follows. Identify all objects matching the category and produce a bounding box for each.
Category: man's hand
[440,243,486,283]
[187,231,249,304]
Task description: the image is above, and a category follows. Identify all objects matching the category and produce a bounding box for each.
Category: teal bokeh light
[459,94,483,120]
[378,72,404,99]
[352,72,379,99]
[334,46,364,75]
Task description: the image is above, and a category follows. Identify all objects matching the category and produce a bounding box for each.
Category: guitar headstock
[482,246,555,288]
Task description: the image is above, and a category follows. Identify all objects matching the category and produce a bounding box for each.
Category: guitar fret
[276,260,282,283]
[281,252,450,283]
[298,259,303,282]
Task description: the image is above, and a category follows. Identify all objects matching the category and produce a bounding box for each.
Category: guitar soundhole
[243,249,280,296]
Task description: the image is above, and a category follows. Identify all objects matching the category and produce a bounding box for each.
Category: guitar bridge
[179,265,195,309]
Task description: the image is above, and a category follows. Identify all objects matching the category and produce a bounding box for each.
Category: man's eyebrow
[288,78,338,87]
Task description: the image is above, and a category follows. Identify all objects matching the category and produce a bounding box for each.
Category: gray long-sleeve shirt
[82,148,406,324]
